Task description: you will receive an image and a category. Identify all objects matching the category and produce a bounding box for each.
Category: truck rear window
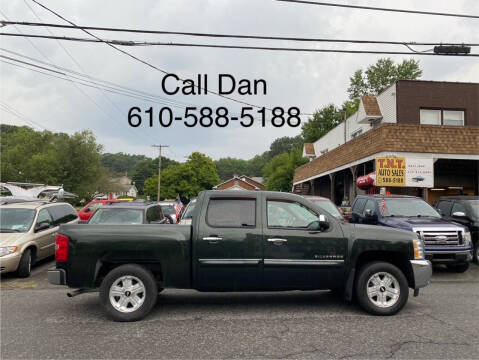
[206,199,256,228]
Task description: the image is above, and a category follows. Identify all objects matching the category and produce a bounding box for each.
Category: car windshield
[0,208,36,232]
[161,205,175,215]
[311,200,342,218]
[469,200,479,218]
[379,198,440,218]
[182,202,196,219]
[89,208,143,224]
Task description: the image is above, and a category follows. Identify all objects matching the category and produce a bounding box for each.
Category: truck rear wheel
[355,261,408,316]
[100,264,158,322]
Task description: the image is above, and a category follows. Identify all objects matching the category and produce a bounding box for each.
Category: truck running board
[67,289,98,297]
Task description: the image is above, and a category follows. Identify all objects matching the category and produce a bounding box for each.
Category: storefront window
[443,110,464,126]
[420,109,441,125]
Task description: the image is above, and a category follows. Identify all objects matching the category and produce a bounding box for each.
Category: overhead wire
[1,32,477,57]
[29,0,305,115]
[2,21,477,47]
[274,0,479,19]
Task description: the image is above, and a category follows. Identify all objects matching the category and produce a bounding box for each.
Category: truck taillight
[56,234,69,262]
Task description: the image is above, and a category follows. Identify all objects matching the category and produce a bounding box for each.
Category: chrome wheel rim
[27,255,31,273]
[109,275,146,313]
[366,272,400,308]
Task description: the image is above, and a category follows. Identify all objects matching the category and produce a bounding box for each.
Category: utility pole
[152,144,169,201]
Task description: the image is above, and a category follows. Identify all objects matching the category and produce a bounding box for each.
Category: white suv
[0,200,78,277]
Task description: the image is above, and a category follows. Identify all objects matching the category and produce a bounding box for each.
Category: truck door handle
[202,236,223,242]
[268,238,288,245]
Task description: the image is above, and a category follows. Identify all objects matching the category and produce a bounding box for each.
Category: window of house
[443,110,464,126]
[351,129,363,139]
[420,109,441,125]
[320,149,328,155]
[420,109,465,126]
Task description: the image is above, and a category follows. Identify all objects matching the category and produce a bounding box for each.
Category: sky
[1,0,478,162]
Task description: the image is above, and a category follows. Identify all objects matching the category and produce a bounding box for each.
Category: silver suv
[0,200,78,277]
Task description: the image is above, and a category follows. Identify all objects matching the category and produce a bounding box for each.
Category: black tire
[17,249,32,278]
[473,243,479,264]
[355,261,409,316]
[447,262,470,273]
[100,264,158,322]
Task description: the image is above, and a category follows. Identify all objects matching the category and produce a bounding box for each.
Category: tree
[131,157,178,194]
[301,104,343,143]
[268,135,304,158]
[347,58,422,99]
[215,157,250,180]
[144,152,220,200]
[101,152,148,175]
[263,148,308,192]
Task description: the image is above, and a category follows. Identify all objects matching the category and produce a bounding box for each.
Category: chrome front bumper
[410,259,432,289]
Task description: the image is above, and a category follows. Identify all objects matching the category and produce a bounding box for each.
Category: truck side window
[436,201,453,216]
[352,198,366,214]
[362,200,376,216]
[451,202,466,215]
[267,201,317,228]
[206,199,256,228]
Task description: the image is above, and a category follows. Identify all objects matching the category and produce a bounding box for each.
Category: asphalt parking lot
[1,259,478,359]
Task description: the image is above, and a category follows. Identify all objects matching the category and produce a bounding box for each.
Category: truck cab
[350,195,473,272]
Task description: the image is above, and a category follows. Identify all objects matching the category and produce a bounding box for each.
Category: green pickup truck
[48,190,432,321]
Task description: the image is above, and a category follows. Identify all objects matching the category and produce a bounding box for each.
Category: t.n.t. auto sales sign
[376,157,434,188]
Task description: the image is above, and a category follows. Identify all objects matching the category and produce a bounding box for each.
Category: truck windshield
[379,198,440,218]
[0,209,35,232]
[89,208,143,224]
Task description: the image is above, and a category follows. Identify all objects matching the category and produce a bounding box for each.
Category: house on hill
[214,175,265,191]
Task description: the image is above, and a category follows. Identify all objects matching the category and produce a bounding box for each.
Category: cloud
[1,0,478,160]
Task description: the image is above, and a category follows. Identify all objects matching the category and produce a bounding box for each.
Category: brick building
[214,175,265,191]
[293,80,479,205]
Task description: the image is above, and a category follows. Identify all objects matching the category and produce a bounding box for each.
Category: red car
[77,199,121,221]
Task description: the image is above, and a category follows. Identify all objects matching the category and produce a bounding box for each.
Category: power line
[0,47,197,109]
[29,0,296,115]
[1,32,478,57]
[0,101,49,131]
[275,0,479,19]
[3,21,478,47]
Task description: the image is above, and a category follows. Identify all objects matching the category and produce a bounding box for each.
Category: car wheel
[17,249,32,278]
[447,262,469,273]
[473,243,479,264]
[355,261,408,316]
[100,264,158,322]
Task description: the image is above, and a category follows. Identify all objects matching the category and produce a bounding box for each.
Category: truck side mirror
[365,209,378,223]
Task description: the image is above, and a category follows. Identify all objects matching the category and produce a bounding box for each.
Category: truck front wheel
[355,262,408,316]
[100,264,158,322]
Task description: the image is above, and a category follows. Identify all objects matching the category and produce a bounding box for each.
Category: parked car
[0,200,78,277]
[48,190,432,321]
[158,201,179,224]
[77,199,121,221]
[178,198,196,225]
[436,196,479,263]
[88,202,167,225]
[350,195,473,272]
[302,195,343,220]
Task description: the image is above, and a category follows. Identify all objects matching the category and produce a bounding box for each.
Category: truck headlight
[463,231,472,247]
[413,237,425,260]
[0,246,18,257]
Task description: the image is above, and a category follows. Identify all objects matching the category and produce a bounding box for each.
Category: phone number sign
[376,157,434,188]
[376,157,406,187]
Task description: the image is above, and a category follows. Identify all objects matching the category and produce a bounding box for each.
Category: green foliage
[263,148,308,192]
[301,104,343,143]
[269,135,304,157]
[101,152,148,175]
[131,157,178,194]
[144,152,220,200]
[347,58,422,99]
[0,125,110,199]
[215,157,251,180]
